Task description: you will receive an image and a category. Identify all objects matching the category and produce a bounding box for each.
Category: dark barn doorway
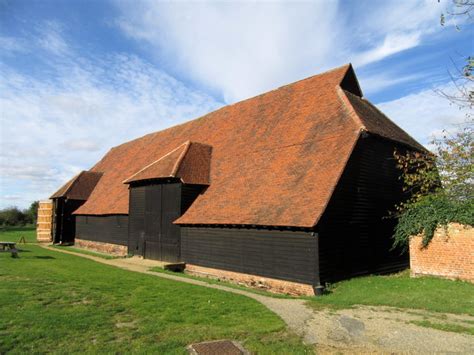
[51,198,84,244]
[128,182,182,262]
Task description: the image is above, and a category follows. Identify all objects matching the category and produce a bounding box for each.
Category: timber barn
[49,64,424,295]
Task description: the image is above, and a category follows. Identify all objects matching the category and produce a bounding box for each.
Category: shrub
[393,122,473,249]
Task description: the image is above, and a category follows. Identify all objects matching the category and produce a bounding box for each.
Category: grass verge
[51,245,121,260]
[308,270,474,316]
[0,243,312,354]
[149,266,294,299]
[410,320,474,336]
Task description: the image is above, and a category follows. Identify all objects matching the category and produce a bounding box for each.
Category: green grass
[149,266,294,299]
[410,320,474,336]
[0,244,311,354]
[0,225,36,243]
[52,245,121,259]
[308,270,474,316]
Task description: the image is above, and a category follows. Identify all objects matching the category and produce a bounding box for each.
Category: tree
[0,207,27,226]
[392,123,474,250]
[437,1,474,117]
[392,0,474,250]
[25,201,39,225]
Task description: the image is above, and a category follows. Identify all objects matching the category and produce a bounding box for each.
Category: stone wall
[186,264,315,296]
[409,223,473,282]
[75,239,127,256]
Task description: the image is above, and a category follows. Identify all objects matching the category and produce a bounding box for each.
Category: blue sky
[0,0,472,208]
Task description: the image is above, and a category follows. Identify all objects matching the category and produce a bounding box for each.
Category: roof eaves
[50,171,83,199]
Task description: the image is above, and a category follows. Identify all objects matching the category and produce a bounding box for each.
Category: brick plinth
[409,223,473,283]
[185,264,315,296]
[75,239,127,256]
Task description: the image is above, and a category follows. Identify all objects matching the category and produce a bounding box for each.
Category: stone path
[44,246,474,354]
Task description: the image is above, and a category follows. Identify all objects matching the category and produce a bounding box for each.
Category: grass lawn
[409,320,474,336]
[0,243,311,353]
[308,271,474,316]
[0,225,37,243]
[149,266,294,299]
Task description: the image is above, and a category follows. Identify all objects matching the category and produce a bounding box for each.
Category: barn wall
[53,198,85,244]
[181,227,317,285]
[317,135,410,284]
[76,215,129,246]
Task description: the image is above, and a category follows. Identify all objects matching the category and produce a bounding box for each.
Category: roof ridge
[342,89,427,152]
[336,86,366,131]
[171,140,191,176]
[122,141,188,183]
[109,64,353,152]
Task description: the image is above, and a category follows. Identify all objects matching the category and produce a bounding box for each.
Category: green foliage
[0,201,39,226]
[393,194,474,251]
[393,123,473,248]
[0,207,27,226]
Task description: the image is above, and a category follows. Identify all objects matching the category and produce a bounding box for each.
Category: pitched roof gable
[50,171,102,200]
[72,64,422,227]
[340,89,425,151]
[124,141,212,185]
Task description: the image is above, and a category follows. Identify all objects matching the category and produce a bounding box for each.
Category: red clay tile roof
[50,171,102,200]
[72,64,422,227]
[340,89,426,151]
[123,141,212,185]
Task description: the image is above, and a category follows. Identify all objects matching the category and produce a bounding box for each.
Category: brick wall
[409,223,473,282]
[75,239,128,256]
[186,264,315,296]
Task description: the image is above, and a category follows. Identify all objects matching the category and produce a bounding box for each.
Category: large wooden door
[129,183,181,261]
[128,186,146,256]
[159,183,181,262]
[144,185,162,260]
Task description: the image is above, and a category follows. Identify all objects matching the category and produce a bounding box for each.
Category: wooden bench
[0,242,18,257]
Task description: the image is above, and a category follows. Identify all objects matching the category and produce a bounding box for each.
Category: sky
[0,0,472,209]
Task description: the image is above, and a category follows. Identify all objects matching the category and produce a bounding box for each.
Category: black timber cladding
[181,227,317,285]
[76,215,128,246]
[128,181,186,262]
[52,198,85,244]
[317,134,409,283]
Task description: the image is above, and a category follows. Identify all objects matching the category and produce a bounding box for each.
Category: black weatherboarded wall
[76,215,128,246]
[317,134,409,283]
[181,227,318,285]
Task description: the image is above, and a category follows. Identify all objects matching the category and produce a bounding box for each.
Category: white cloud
[377,82,468,146]
[118,1,342,102]
[353,32,422,67]
[0,36,28,56]
[0,29,221,208]
[359,72,423,95]
[115,0,446,102]
[37,21,71,57]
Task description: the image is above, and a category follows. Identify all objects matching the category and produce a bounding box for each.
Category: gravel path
[43,246,474,354]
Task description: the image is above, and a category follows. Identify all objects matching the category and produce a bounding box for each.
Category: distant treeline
[0,201,39,226]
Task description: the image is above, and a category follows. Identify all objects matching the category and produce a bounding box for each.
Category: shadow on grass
[34,256,55,260]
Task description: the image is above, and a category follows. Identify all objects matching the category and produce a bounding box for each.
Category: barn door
[144,185,162,260]
[128,186,146,256]
[159,183,181,262]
